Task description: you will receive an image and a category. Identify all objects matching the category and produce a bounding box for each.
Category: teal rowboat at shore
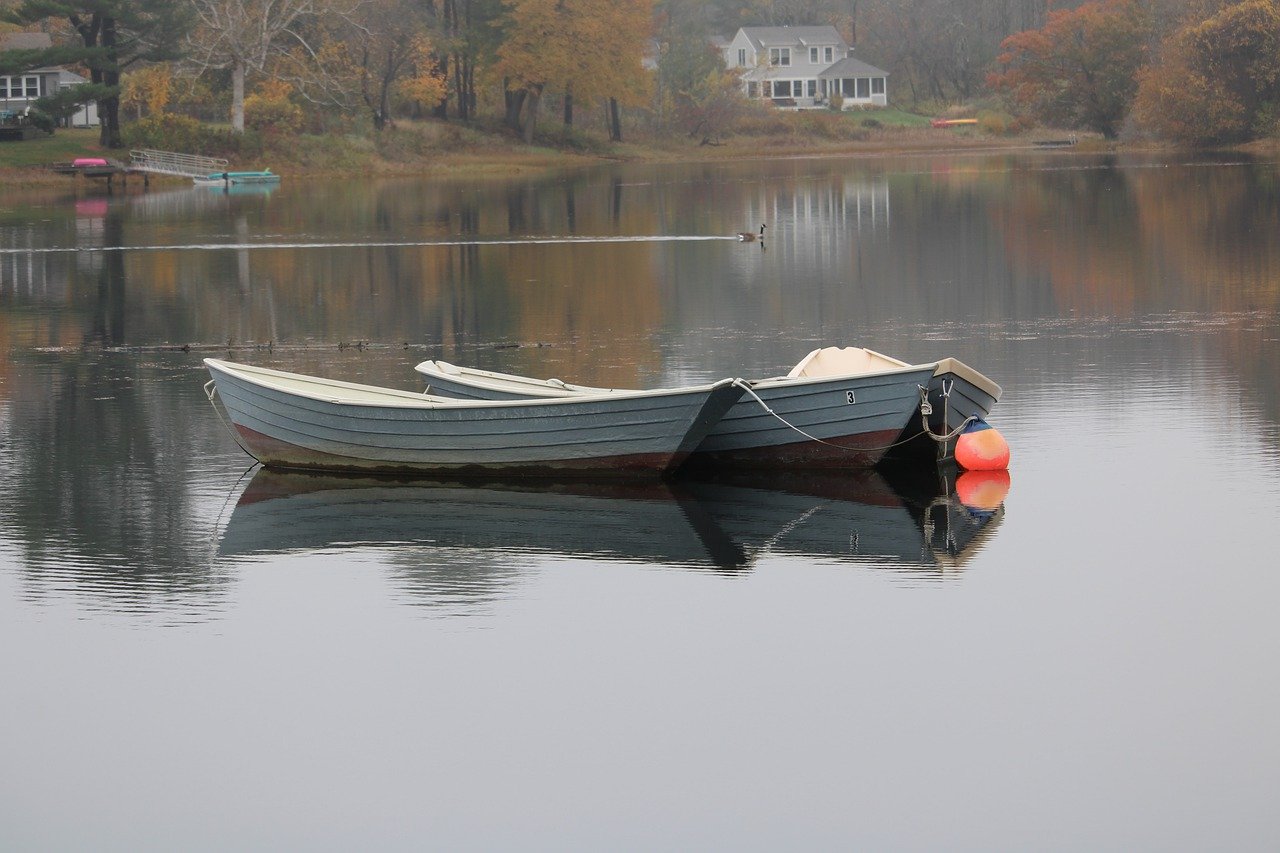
[193,169,281,186]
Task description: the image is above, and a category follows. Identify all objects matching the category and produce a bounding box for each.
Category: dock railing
[129,149,229,178]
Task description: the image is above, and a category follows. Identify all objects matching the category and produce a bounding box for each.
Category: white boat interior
[418,345,999,398]
[211,359,730,408]
[786,347,1001,399]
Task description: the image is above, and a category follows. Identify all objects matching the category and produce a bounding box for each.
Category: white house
[0,32,99,127]
[720,25,888,110]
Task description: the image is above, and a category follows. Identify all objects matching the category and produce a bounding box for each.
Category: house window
[857,77,870,98]
[872,78,885,95]
[825,47,834,63]
[3,76,39,98]
[809,47,818,63]
[806,79,816,97]
[769,48,790,67]
[0,76,17,98]
[747,82,758,97]
[738,48,746,67]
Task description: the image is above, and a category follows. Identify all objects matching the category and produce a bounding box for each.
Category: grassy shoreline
[0,120,1118,189]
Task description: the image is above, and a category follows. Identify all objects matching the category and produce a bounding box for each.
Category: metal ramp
[129,149,229,179]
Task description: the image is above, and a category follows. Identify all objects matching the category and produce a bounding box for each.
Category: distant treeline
[1,0,1275,147]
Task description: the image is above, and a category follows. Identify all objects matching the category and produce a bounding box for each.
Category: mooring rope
[917,382,978,444]
[204,380,262,464]
[730,378,974,454]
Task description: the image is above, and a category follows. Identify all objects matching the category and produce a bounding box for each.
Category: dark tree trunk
[563,87,573,126]
[523,85,542,144]
[504,82,526,130]
[379,63,395,130]
[608,97,622,142]
[463,59,475,119]
[431,53,450,119]
[452,53,469,120]
[97,24,122,148]
[71,13,121,147]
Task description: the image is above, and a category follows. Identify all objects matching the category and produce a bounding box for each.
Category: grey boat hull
[887,364,1001,463]
[690,367,937,468]
[204,359,744,478]
[417,360,936,469]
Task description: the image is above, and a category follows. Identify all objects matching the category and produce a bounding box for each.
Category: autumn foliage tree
[1134,0,1280,144]
[495,0,652,144]
[656,19,744,143]
[989,0,1152,138]
[121,63,172,118]
[341,0,444,131]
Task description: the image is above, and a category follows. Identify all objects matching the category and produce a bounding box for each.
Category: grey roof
[819,56,889,78]
[740,26,848,50]
[1,32,53,51]
[2,32,64,75]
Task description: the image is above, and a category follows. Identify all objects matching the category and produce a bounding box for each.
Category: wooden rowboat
[784,348,1002,462]
[203,358,745,477]
[414,348,962,468]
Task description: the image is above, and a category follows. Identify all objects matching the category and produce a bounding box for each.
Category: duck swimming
[738,224,766,242]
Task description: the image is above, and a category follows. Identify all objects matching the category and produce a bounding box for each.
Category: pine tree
[2,0,188,146]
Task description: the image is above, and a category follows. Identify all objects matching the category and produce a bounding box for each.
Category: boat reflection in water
[679,465,1006,576]
[220,471,747,570]
[218,465,1008,608]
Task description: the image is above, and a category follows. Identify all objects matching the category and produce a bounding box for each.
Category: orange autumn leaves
[1134,0,1280,143]
[988,0,1150,138]
[495,0,653,108]
[991,0,1280,143]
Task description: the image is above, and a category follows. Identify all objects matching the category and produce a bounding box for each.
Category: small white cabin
[0,32,100,127]
[720,25,888,110]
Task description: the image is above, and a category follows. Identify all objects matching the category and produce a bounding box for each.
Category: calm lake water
[2,150,1278,850]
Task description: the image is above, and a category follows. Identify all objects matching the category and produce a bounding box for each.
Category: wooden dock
[0,124,43,141]
[49,160,139,187]
[48,150,232,188]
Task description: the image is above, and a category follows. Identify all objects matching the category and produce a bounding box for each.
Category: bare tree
[185,0,318,132]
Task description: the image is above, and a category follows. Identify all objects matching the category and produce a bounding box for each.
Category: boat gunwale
[206,358,739,411]
[932,358,1003,401]
[414,359,940,398]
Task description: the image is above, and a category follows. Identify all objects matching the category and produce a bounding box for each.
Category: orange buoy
[956,469,1011,511]
[954,420,1010,471]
